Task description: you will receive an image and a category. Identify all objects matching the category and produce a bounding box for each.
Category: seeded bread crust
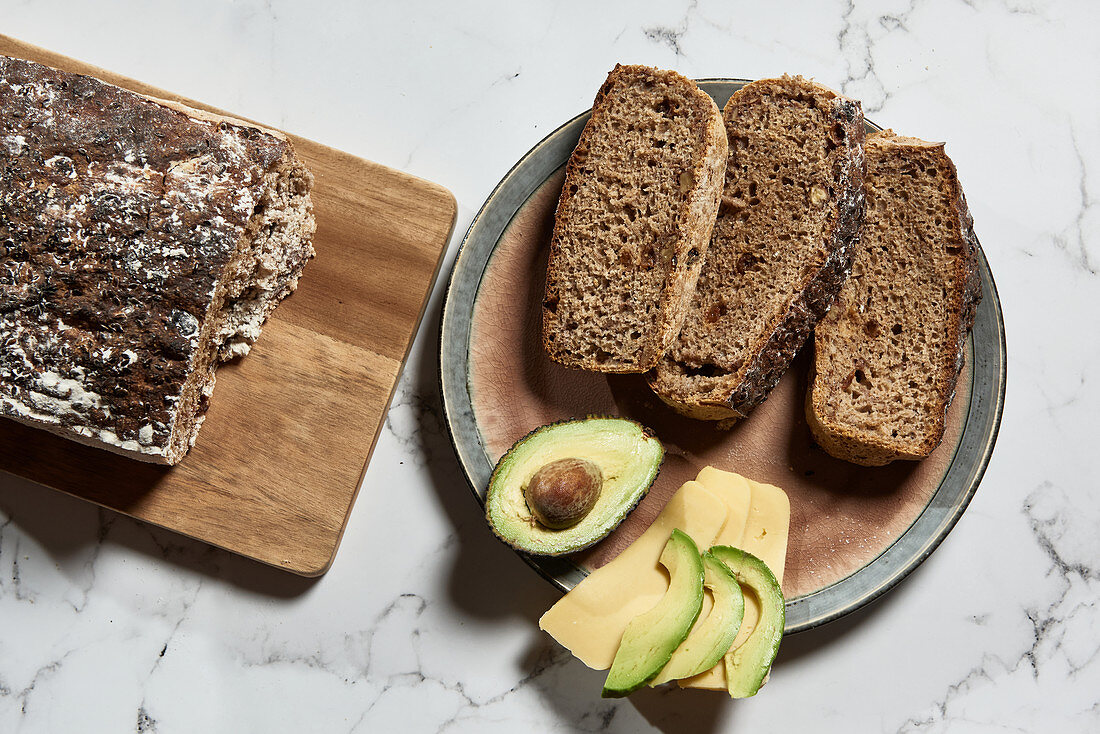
[541,64,727,373]
[806,131,982,466]
[649,76,866,421]
[0,55,315,464]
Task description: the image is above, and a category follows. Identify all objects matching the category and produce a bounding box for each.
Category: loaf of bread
[542,64,727,373]
[806,130,981,466]
[649,76,866,421]
[0,55,315,464]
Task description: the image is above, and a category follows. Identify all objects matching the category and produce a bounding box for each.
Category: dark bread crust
[0,55,313,463]
[806,131,982,465]
[541,64,727,373]
[649,77,866,420]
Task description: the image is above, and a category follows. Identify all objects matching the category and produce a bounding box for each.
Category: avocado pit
[525,457,603,529]
[484,417,664,556]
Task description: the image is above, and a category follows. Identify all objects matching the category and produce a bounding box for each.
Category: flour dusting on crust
[0,55,315,463]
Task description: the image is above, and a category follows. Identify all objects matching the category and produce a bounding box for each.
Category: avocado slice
[602,529,704,697]
[648,550,745,685]
[709,545,785,698]
[485,418,663,556]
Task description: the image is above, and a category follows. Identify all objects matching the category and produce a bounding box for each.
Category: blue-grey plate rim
[438,79,1007,634]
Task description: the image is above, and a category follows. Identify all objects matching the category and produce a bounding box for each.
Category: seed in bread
[806,130,982,466]
[0,55,315,464]
[542,64,727,373]
[649,76,866,421]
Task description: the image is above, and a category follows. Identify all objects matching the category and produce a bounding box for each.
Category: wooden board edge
[0,33,462,577]
[0,327,405,578]
[295,201,455,578]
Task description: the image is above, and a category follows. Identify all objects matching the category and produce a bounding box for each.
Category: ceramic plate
[439,80,1006,633]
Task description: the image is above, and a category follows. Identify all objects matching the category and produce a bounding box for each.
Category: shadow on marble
[517,631,733,731]
[417,285,738,731]
[0,469,317,599]
[519,640,622,720]
[507,572,914,734]
[776,595,887,666]
[411,284,562,625]
[417,268,943,728]
[630,685,736,731]
[775,546,931,666]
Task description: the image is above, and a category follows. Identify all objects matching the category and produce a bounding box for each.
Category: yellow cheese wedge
[538,480,728,670]
[695,467,754,546]
[681,473,790,690]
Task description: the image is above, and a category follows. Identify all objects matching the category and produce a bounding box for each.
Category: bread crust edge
[541,64,727,374]
[805,132,983,466]
[649,78,867,420]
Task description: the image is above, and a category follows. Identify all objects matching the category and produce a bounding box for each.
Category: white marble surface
[1,1,1097,731]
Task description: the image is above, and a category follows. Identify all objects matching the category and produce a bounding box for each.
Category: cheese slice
[695,467,754,548]
[740,478,790,587]
[681,473,790,690]
[538,480,728,670]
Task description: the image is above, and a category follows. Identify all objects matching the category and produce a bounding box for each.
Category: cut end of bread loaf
[0,56,316,466]
[649,76,866,420]
[806,130,982,466]
[168,151,316,464]
[215,156,316,360]
[542,64,727,373]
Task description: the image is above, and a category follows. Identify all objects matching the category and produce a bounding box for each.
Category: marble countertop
[2,1,1097,731]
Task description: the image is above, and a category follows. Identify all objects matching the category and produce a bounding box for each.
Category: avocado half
[484,417,664,556]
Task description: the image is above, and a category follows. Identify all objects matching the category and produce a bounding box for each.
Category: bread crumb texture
[808,130,981,465]
[543,64,724,373]
[651,76,865,419]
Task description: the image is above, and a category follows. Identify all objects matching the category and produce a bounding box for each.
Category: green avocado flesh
[484,418,664,556]
[709,545,785,698]
[602,529,704,698]
[649,550,745,686]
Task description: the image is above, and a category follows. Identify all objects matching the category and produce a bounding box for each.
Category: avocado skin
[708,545,785,698]
[484,417,664,556]
[601,529,704,697]
[648,550,746,685]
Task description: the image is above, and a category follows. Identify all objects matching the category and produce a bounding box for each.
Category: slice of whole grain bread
[648,76,866,421]
[542,64,727,373]
[806,130,982,466]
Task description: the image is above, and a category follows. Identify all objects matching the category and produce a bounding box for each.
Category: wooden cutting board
[0,36,457,575]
